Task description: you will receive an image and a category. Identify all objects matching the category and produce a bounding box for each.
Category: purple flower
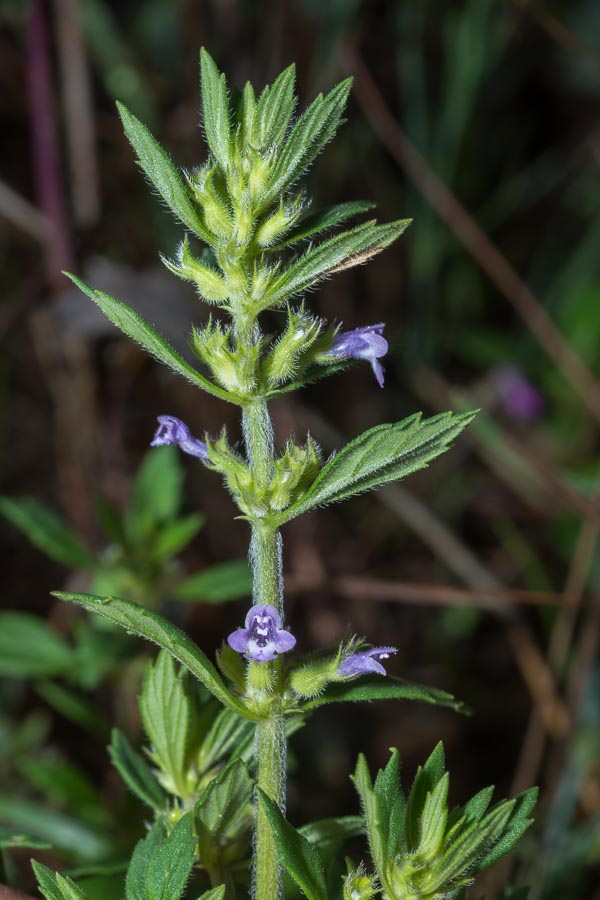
[337,646,397,677]
[227,604,296,662]
[151,415,209,461]
[325,324,388,388]
[493,365,544,422]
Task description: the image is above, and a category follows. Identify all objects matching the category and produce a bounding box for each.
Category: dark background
[1,0,600,896]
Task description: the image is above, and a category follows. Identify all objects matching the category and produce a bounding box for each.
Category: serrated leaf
[419,772,449,857]
[351,756,388,890]
[196,758,253,852]
[146,811,196,900]
[33,861,88,900]
[64,274,234,403]
[257,790,327,900]
[126,446,184,541]
[254,63,296,148]
[276,411,476,524]
[109,728,167,810]
[200,49,232,169]
[0,613,74,679]
[426,800,516,892]
[263,78,353,205]
[302,675,467,714]
[117,102,212,242]
[374,749,406,858]
[447,785,494,834]
[474,787,537,872]
[273,201,376,249]
[139,651,193,796]
[0,497,95,569]
[52,591,256,721]
[406,743,446,851]
[198,888,226,900]
[172,560,252,604]
[197,707,254,774]
[261,219,409,310]
[126,819,167,900]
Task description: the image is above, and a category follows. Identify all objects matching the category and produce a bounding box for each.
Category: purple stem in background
[26,0,73,288]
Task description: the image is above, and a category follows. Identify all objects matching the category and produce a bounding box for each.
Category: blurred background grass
[1,0,599,896]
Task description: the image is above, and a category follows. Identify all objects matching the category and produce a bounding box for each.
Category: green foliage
[0,613,74,679]
[52,591,257,720]
[258,790,328,900]
[0,497,95,568]
[172,560,252,604]
[195,757,254,869]
[275,411,476,524]
[0,828,50,849]
[296,674,467,714]
[108,728,167,810]
[33,860,89,900]
[352,745,537,899]
[125,813,196,900]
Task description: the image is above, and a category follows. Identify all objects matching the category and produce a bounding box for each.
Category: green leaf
[126,446,184,540]
[257,790,327,900]
[126,819,167,900]
[152,513,205,561]
[426,800,515,892]
[474,787,537,872]
[351,756,388,890]
[32,861,89,900]
[196,758,253,853]
[374,749,406,858]
[419,772,449,857]
[299,816,364,858]
[0,828,50,850]
[264,78,353,204]
[116,101,212,242]
[109,728,167,810]
[253,64,296,149]
[406,743,446,851]
[0,613,73,679]
[139,651,194,796]
[146,811,196,900]
[276,411,476,524]
[172,560,252,603]
[197,706,254,774]
[64,274,234,403]
[302,675,467,714]
[0,795,110,861]
[272,201,376,249]
[198,888,226,900]
[261,219,410,310]
[52,591,256,720]
[200,49,232,169]
[35,681,108,739]
[0,497,95,568]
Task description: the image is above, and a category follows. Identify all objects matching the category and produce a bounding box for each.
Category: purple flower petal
[336,646,397,678]
[151,415,209,461]
[228,603,296,663]
[325,324,389,387]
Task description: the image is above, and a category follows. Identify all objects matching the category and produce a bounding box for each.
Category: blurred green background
[1,0,599,896]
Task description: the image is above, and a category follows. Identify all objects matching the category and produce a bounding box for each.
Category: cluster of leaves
[258,743,536,900]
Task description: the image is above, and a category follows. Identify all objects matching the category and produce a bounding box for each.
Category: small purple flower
[337,646,397,677]
[151,415,209,461]
[228,604,296,662]
[325,324,388,388]
[493,365,545,422]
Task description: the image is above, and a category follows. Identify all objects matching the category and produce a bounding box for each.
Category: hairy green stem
[242,398,286,899]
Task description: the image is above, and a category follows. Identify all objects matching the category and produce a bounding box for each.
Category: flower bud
[188,166,232,238]
[262,308,323,384]
[343,866,379,900]
[162,237,229,304]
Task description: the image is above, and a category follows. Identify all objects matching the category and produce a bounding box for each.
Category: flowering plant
[26,51,535,900]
